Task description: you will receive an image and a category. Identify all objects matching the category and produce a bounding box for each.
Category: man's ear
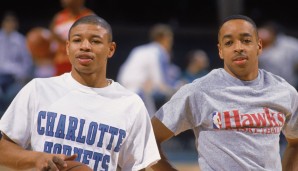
[66,40,69,56]
[107,42,116,59]
[218,43,224,60]
[257,38,263,56]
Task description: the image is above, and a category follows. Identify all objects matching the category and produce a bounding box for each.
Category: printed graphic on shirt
[37,111,127,171]
[212,107,285,134]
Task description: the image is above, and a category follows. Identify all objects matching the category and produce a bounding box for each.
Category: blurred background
[1,0,298,79]
[1,0,298,170]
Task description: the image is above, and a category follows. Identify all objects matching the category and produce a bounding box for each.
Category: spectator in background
[50,0,94,76]
[258,21,298,157]
[258,21,298,89]
[117,23,180,117]
[0,11,33,117]
[26,27,56,78]
[179,49,210,85]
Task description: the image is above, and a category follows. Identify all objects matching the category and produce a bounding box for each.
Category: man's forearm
[282,144,298,171]
[0,136,40,170]
[150,145,178,171]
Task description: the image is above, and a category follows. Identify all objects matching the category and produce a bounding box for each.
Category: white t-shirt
[117,42,169,93]
[0,73,160,171]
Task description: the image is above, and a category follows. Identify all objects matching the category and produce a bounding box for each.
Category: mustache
[233,53,248,60]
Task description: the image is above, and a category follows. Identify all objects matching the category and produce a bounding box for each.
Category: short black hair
[218,14,258,40]
[68,15,113,42]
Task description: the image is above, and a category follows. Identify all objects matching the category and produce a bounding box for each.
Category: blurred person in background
[117,23,180,117]
[258,21,298,89]
[0,11,33,118]
[258,21,298,157]
[179,49,210,85]
[50,0,94,76]
[26,27,56,78]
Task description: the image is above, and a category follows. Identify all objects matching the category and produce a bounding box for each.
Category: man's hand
[34,153,77,171]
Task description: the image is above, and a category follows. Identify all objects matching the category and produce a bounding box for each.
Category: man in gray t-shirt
[150,15,298,171]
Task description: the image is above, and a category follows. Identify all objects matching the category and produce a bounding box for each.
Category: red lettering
[251,113,267,127]
[264,108,278,127]
[241,114,254,127]
[277,112,285,126]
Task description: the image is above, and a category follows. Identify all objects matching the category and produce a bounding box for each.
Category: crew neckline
[64,73,113,94]
[220,68,261,86]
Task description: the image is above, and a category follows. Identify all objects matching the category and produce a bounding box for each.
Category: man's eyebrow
[239,33,253,37]
[221,33,252,40]
[221,34,232,41]
[70,34,103,38]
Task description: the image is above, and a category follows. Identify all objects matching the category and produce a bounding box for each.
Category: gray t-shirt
[155,68,298,171]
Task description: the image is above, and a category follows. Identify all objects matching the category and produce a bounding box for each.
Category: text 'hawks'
[212,107,285,134]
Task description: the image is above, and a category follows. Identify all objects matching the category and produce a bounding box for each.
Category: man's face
[2,15,18,33]
[217,19,262,80]
[66,23,115,75]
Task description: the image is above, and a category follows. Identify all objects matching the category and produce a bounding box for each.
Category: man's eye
[72,39,81,42]
[224,41,232,46]
[91,40,101,44]
[243,39,252,43]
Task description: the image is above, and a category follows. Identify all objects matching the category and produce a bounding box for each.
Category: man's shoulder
[32,73,67,87]
[261,69,285,81]
[261,69,295,88]
[179,69,221,94]
[192,69,222,84]
[112,82,141,96]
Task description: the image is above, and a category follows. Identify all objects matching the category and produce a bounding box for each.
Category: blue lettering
[37,111,46,135]
[44,141,53,153]
[65,116,78,141]
[55,114,66,139]
[97,124,109,148]
[92,152,103,171]
[76,119,86,143]
[43,141,111,171]
[40,112,125,171]
[107,126,118,150]
[82,150,93,165]
[62,145,72,155]
[53,143,62,154]
[114,129,126,152]
[86,122,98,145]
[102,155,110,171]
[74,147,84,162]
[46,112,57,137]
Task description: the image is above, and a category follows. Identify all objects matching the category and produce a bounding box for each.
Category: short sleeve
[155,83,199,135]
[282,88,298,139]
[117,104,160,171]
[0,80,36,148]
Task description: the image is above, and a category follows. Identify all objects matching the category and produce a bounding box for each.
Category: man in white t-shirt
[117,24,179,117]
[0,15,160,171]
